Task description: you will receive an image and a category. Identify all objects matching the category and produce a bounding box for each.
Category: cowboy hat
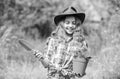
[54,6,85,25]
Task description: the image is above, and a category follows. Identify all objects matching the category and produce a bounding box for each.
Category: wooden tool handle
[18,39,33,51]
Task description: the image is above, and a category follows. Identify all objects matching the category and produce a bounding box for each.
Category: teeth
[69,29,73,31]
[67,28,73,30]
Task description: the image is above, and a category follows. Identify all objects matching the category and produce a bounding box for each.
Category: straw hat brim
[54,13,85,25]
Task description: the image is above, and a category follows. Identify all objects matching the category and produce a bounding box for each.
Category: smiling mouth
[66,27,74,31]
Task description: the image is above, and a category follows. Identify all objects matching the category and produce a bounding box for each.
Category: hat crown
[62,7,78,15]
[54,6,85,25]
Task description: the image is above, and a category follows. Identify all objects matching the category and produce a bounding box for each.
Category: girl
[36,6,89,79]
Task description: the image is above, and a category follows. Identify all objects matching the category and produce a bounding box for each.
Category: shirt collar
[59,35,73,43]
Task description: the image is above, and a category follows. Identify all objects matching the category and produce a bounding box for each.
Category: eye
[65,21,69,24]
[72,21,76,25]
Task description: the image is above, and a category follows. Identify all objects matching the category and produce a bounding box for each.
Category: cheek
[63,24,68,29]
[62,24,77,31]
[64,25,76,28]
[73,25,77,29]
[71,26,77,30]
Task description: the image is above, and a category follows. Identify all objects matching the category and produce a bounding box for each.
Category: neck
[61,31,73,41]
[65,31,73,38]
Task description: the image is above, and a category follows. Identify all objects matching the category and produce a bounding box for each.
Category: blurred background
[0,0,120,79]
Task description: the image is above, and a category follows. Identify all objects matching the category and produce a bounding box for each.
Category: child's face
[62,16,77,35]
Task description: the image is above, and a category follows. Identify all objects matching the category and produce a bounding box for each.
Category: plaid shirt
[44,33,88,79]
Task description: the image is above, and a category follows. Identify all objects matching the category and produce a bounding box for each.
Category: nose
[68,23,74,28]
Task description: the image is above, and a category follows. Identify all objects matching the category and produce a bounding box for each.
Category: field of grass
[1,18,120,79]
[0,0,120,79]
[0,25,48,79]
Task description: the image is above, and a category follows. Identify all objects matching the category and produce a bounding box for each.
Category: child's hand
[75,73,85,78]
[32,50,43,59]
[61,69,68,76]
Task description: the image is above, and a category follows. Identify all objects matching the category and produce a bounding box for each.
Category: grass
[0,26,48,79]
[5,61,47,79]
[1,26,120,79]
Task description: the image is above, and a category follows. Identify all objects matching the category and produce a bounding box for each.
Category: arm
[78,38,89,58]
[18,39,50,68]
[75,38,89,77]
[43,37,57,68]
[80,40,88,52]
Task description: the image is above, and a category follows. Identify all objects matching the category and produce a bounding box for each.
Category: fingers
[32,49,43,59]
[75,73,82,77]
[35,53,41,57]
[61,69,68,76]
[75,73,86,78]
